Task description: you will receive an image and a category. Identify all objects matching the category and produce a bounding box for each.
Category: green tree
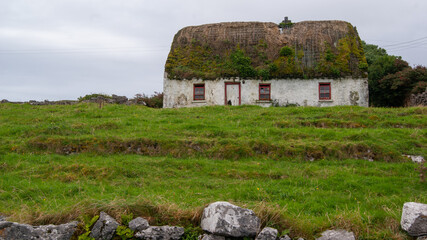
[362,41,388,65]
[363,41,427,107]
[362,42,412,106]
[377,65,427,106]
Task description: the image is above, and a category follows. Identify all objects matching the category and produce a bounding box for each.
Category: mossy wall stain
[165,21,367,80]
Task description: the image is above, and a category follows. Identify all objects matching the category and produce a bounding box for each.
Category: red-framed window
[194,84,205,100]
[319,82,331,100]
[259,84,271,100]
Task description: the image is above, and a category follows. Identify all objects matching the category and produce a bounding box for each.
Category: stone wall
[1,95,145,106]
[408,89,427,106]
[1,201,425,239]
[163,76,369,108]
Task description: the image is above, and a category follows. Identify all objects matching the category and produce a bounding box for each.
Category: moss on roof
[165,21,367,80]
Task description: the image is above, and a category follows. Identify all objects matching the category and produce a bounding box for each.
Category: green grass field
[0,103,426,239]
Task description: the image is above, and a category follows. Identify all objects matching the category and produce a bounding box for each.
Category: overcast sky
[1,0,426,101]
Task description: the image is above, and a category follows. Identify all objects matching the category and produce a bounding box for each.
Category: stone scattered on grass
[89,211,119,240]
[401,202,427,236]
[198,233,226,240]
[404,155,425,163]
[201,201,260,237]
[279,234,291,240]
[256,227,278,240]
[0,220,78,240]
[129,217,150,232]
[134,226,185,240]
[316,229,355,240]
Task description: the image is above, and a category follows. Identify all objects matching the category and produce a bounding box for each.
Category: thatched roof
[165,21,367,80]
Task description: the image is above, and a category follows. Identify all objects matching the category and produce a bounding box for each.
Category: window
[319,83,331,100]
[259,84,271,100]
[194,84,205,100]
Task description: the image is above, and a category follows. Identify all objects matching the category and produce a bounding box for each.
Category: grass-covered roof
[165,21,367,80]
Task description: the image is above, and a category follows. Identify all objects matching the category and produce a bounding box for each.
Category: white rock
[316,229,355,240]
[200,201,261,237]
[256,227,278,240]
[129,217,149,232]
[404,155,425,163]
[279,235,291,240]
[198,233,226,240]
[401,202,427,236]
[135,226,184,240]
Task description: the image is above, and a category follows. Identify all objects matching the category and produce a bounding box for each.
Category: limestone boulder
[134,226,184,240]
[316,229,355,240]
[129,217,150,232]
[401,202,427,236]
[404,155,425,163]
[112,95,128,104]
[256,227,278,240]
[279,235,291,240]
[0,220,78,240]
[198,233,226,240]
[89,212,119,240]
[200,201,261,237]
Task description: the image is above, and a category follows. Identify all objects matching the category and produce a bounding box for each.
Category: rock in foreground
[316,229,355,240]
[198,233,226,240]
[89,212,119,240]
[255,227,278,240]
[401,202,427,236]
[200,201,261,237]
[135,226,184,240]
[129,217,150,232]
[0,221,78,240]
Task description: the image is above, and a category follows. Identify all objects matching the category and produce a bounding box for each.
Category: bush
[376,65,427,107]
[229,48,256,78]
[78,93,111,102]
[133,92,163,108]
[279,46,294,57]
[325,49,336,62]
[412,81,427,94]
[278,22,293,28]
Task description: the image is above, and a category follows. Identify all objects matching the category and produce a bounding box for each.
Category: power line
[386,40,427,51]
[387,44,427,52]
[381,36,427,47]
[364,39,403,43]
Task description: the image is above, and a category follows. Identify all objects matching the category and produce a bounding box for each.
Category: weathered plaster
[163,75,368,108]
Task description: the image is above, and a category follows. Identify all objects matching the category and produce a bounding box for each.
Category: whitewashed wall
[163,75,369,108]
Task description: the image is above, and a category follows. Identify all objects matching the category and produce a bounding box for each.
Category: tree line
[362,42,427,107]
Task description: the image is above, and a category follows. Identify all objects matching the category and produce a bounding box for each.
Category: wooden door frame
[224,82,241,105]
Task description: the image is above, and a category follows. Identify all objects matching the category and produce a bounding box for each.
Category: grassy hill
[0,103,425,239]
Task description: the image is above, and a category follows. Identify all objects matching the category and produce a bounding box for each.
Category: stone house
[163,20,369,108]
